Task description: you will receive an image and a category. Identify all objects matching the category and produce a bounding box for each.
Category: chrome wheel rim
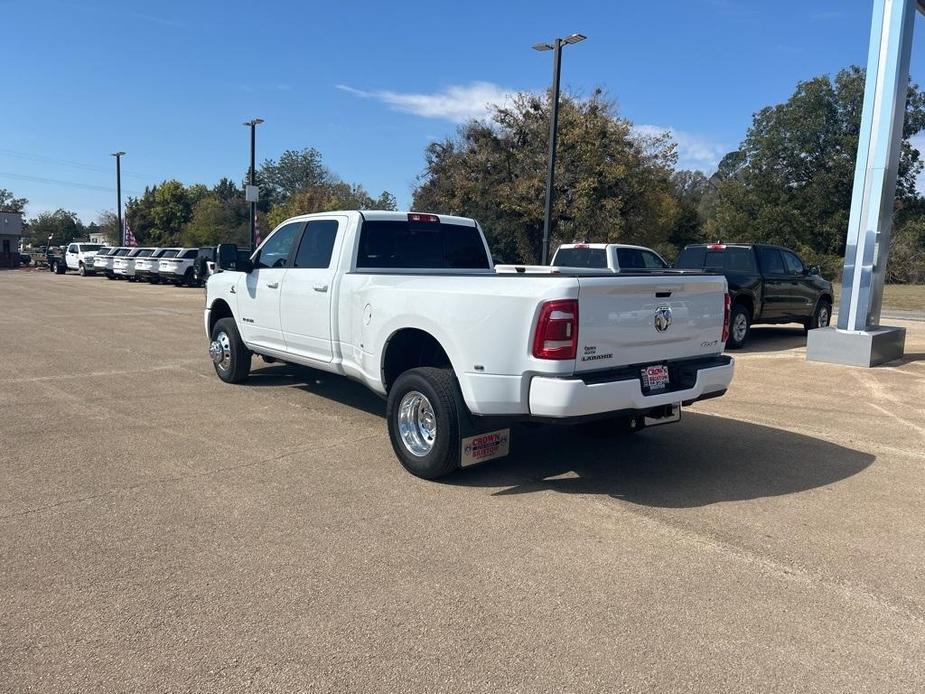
[732,313,748,342]
[818,306,830,327]
[397,391,437,457]
[210,331,232,371]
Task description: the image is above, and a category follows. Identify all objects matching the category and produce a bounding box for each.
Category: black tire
[210,317,251,384]
[386,367,462,480]
[54,260,66,274]
[726,303,750,350]
[578,414,643,438]
[804,299,832,334]
[78,262,86,276]
[183,268,195,286]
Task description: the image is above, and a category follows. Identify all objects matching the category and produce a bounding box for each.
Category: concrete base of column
[806,325,906,367]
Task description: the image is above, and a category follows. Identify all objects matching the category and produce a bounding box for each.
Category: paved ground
[1,270,924,693]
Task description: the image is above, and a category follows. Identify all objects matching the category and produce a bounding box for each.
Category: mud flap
[450,381,512,469]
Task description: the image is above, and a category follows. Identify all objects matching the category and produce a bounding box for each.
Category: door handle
[313,284,328,292]
[266,281,279,289]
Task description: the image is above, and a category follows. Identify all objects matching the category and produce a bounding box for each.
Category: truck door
[66,244,78,269]
[279,217,346,363]
[781,249,816,318]
[755,247,791,319]
[236,222,302,352]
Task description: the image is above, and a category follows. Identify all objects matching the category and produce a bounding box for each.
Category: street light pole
[533,33,586,265]
[243,118,264,251]
[111,151,125,244]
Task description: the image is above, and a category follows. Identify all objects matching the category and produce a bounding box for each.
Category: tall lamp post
[243,118,264,251]
[111,151,125,244]
[532,33,586,265]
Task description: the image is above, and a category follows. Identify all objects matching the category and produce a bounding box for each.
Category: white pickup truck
[205,211,733,479]
[551,243,669,271]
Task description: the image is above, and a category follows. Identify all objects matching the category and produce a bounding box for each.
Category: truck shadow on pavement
[452,415,874,507]
[247,363,874,508]
[736,326,807,353]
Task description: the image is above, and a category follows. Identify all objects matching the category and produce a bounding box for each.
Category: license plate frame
[640,364,670,393]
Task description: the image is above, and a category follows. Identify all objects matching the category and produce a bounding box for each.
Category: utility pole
[243,119,264,251]
[111,152,125,243]
[532,33,586,265]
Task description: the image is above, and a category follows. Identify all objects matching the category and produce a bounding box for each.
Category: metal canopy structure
[807,0,923,366]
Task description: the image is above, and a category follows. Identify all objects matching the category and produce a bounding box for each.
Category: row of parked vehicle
[50,242,216,287]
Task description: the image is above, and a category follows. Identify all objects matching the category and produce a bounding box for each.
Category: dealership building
[0,211,23,269]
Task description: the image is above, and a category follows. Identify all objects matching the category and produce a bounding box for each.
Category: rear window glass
[675,246,706,269]
[357,220,489,270]
[134,249,153,257]
[114,249,131,256]
[616,248,667,270]
[159,249,179,258]
[179,250,197,259]
[79,244,101,252]
[757,247,785,274]
[553,247,607,269]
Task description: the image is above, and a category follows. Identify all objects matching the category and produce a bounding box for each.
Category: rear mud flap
[451,381,512,469]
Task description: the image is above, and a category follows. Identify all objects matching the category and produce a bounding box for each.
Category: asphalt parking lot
[1,270,924,693]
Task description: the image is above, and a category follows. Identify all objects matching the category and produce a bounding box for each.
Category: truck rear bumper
[528,356,733,419]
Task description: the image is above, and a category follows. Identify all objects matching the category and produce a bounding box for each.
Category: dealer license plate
[641,364,669,392]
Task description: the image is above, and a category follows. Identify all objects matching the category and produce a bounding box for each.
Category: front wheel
[386,367,462,479]
[804,300,832,334]
[54,260,66,275]
[726,304,750,350]
[78,262,86,276]
[209,317,251,384]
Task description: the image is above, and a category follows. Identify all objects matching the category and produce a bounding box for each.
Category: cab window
[757,247,786,274]
[782,250,804,275]
[616,248,667,270]
[293,220,339,269]
[67,244,77,253]
[255,223,302,269]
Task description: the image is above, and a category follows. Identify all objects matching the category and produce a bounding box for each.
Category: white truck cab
[64,242,103,276]
[551,243,669,272]
[205,211,733,479]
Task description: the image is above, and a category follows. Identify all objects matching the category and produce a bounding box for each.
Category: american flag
[123,218,137,247]
[255,209,262,247]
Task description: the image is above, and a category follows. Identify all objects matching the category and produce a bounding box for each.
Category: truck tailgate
[574,274,727,372]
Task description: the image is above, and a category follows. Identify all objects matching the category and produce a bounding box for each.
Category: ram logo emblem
[654,305,672,333]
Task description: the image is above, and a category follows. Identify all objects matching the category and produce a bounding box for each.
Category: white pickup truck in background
[205,211,733,479]
[551,243,669,272]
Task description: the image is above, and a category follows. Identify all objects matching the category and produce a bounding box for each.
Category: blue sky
[3,0,925,223]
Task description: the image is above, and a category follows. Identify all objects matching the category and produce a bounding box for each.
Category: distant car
[158,248,200,286]
[92,247,121,278]
[193,247,216,286]
[18,252,31,266]
[63,242,103,276]
[551,243,669,271]
[674,243,834,349]
[47,247,66,274]
[135,247,181,283]
[113,247,155,280]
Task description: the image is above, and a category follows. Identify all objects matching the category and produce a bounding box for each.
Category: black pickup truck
[675,243,834,349]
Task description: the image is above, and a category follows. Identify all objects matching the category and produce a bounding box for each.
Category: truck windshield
[553,247,607,268]
[79,244,102,252]
[357,220,489,270]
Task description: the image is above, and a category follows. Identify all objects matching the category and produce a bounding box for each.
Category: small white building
[0,211,23,268]
[88,231,108,245]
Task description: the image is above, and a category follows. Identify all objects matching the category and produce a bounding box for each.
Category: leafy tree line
[414,67,925,282]
[8,64,925,281]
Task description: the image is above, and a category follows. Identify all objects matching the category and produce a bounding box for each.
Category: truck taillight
[722,293,731,343]
[533,299,579,360]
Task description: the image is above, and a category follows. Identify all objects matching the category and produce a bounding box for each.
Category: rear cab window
[553,247,607,269]
[616,248,667,270]
[356,218,489,270]
[676,246,756,273]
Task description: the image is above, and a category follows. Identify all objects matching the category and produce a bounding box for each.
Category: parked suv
[113,247,155,280]
[135,247,180,283]
[158,248,199,286]
[675,243,833,349]
[551,243,669,271]
[93,247,123,278]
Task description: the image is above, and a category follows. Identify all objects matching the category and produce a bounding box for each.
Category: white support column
[807,0,919,366]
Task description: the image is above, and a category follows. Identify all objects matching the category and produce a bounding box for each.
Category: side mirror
[808,265,820,276]
[216,243,252,272]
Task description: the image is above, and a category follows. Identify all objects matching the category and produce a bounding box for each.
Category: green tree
[126,180,197,246]
[182,194,249,247]
[704,67,925,270]
[257,148,331,208]
[265,181,397,229]
[413,91,680,263]
[27,209,83,246]
[0,188,27,213]
[668,170,713,250]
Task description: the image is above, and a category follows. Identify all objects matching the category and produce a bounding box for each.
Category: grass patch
[833,283,925,311]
